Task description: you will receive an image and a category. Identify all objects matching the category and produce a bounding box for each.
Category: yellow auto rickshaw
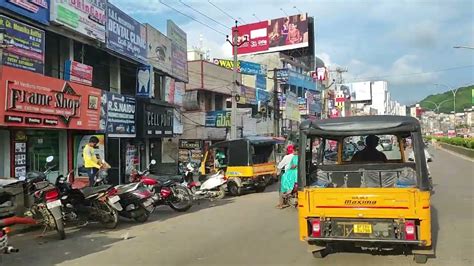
[297,116,433,264]
[199,136,283,196]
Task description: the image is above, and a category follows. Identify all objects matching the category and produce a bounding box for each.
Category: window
[343,135,401,162]
[215,94,223,110]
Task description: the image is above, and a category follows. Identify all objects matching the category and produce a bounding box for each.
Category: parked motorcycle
[55,171,120,229]
[130,160,193,212]
[0,216,37,254]
[187,170,227,200]
[21,156,65,240]
[113,182,155,223]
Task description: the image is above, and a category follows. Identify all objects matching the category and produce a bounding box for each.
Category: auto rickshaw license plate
[353,224,372,233]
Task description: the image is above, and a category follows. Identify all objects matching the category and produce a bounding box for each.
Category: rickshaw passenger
[351,135,388,163]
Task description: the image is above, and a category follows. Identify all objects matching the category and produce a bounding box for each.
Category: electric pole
[273,68,280,137]
[226,21,247,140]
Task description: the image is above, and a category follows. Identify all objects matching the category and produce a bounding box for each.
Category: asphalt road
[2,148,473,266]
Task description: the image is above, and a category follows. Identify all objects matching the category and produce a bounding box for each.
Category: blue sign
[0,15,45,73]
[0,0,50,25]
[240,61,267,76]
[205,111,231,128]
[256,89,270,103]
[136,65,154,97]
[256,74,266,91]
[106,3,147,62]
[276,69,289,82]
[288,70,316,91]
[100,91,136,136]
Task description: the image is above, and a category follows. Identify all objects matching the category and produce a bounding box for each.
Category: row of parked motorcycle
[0,156,228,255]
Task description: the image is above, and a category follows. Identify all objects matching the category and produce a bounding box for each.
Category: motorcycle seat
[115,183,140,194]
[149,175,183,185]
[80,185,111,199]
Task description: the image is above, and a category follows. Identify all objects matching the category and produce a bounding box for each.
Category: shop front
[99,91,140,184]
[0,66,102,181]
[136,99,175,175]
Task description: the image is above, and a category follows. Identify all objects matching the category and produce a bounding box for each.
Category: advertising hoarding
[0,15,45,74]
[234,14,309,55]
[146,24,172,75]
[238,85,256,105]
[213,58,267,76]
[167,20,188,82]
[0,66,101,130]
[99,91,136,137]
[64,60,93,86]
[50,0,106,42]
[0,0,50,25]
[107,3,147,62]
[338,81,372,102]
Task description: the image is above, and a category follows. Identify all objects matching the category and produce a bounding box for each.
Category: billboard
[213,58,267,76]
[146,24,172,75]
[234,13,309,55]
[0,15,45,74]
[167,20,188,82]
[64,60,93,86]
[0,0,50,25]
[50,0,106,42]
[338,82,372,102]
[107,3,147,62]
[0,66,101,130]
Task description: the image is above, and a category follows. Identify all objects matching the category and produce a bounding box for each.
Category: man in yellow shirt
[83,136,101,186]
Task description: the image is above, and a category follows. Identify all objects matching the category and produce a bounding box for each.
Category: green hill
[419,85,473,113]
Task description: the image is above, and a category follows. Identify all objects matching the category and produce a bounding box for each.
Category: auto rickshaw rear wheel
[414,254,428,264]
[227,181,241,196]
[312,249,328,258]
[255,186,266,193]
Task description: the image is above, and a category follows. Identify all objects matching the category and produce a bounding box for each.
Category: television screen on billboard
[234,14,309,55]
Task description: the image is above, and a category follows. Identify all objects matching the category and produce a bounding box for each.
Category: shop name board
[0,0,50,25]
[205,111,231,128]
[7,81,81,123]
[100,91,136,136]
[64,60,93,86]
[107,3,147,62]
[179,140,202,150]
[0,15,45,74]
[213,58,267,76]
[50,0,107,42]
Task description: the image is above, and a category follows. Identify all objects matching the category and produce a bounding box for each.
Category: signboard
[0,0,50,25]
[179,139,203,150]
[213,58,267,76]
[284,93,300,122]
[205,111,231,127]
[136,100,173,137]
[256,88,269,103]
[338,82,372,102]
[316,67,327,81]
[64,60,93,86]
[50,0,106,42]
[0,15,45,74]
[174,81,184,107]
[235,13,309,55]
[136,65,154,98]
[298,97,307,115]
[146,24,172,75]
[107,3,147,62]
[239,85,256,105]
[167,20,188,82]
[256,74,266,90]
[173,109,183,135]
[100,91,136,137]
[0,66,101,130]
[276,69,289,82]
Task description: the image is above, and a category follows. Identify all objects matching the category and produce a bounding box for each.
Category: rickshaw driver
[351,134,388,163]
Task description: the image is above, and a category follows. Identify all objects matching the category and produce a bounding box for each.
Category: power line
[207,0,236,22]
[159,0,227,36]
[178,0,230,31]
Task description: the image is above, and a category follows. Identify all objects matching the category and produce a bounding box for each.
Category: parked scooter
[55,171,120,229]
[188,170,227,200]
[129,160,193,212]
[113,182,155,223]
[21,156,65,240]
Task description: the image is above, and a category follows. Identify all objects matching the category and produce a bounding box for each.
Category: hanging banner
[0,66,101,130]
[100,91,136,137]
[136,65,154,98]
[107,3,147,62]
[64,60,93,86]
[146,24,172,75]
[0,15,45,74]
[50,0,106,42]
[167,20,188,82]
[0,0,50,25]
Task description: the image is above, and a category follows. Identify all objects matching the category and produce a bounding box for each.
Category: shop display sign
[0,0,50,25]
[205,111,231,128]
[0,15,45,74]
[100,91,136,137]
[167,20,188,82]
[64,60,93,86]
[136,101,173,137]
[0,66,101,130]
[107,3,147,62]
[50,0,106,42]
[136,65,154,98]
[179,139,203,150]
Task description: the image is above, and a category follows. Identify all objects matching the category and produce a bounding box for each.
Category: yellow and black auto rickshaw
[297,116,433,264]
[199,136,283,196]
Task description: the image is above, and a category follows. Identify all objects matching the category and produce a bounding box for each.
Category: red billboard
[0,66,102,130]
[234,14,309,55]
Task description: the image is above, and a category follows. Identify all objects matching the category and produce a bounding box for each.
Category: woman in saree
[277,145,298,209]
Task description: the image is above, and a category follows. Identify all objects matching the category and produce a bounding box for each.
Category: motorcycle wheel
[168,186,193,212]
[99,202,119,229]
[55,217,66,240]
[133,207,150,223]
[215,186,226,200]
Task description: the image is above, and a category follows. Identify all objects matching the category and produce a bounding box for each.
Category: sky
[111,0,474,105]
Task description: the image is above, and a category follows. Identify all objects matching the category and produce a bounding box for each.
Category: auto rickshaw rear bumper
[307,237,424,245]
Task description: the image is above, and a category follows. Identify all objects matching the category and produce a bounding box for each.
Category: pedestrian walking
[277,145,298,209]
